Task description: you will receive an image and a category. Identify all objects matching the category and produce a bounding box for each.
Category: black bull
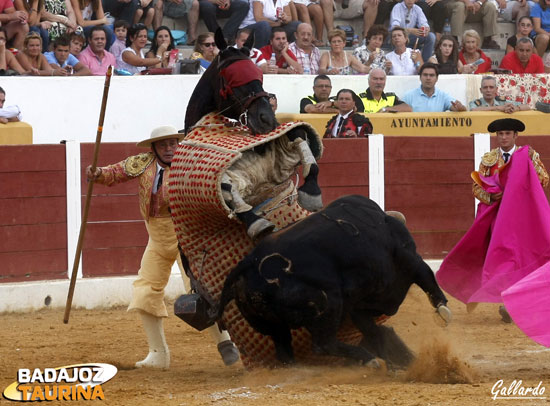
[218,195,451,368]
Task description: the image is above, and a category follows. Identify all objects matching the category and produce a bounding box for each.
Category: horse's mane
[184,29,255,134]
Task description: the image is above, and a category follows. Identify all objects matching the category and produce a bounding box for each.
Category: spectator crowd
[0,0,549,76]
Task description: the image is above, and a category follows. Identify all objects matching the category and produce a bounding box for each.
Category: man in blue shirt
[45,35,91,76]
[402,63,466,112]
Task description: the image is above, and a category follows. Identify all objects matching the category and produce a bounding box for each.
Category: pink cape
[502,262,550,347]
[436,145,550,304]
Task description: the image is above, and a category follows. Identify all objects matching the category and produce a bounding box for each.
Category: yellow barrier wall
[277,111,550,137]
[0,122,33,145]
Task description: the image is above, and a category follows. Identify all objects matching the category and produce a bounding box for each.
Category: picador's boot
[208,324,240,366]
[136,311,170,369]
[221,174,275,241]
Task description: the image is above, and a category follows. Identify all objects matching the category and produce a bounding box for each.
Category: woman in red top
[459,29,492,74]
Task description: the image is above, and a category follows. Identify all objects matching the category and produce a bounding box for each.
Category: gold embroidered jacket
[473,146,549,205]
[97,152,171,221]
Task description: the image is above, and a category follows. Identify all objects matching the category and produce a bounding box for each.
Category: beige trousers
[128,217,181,318]
[447,0,498,38]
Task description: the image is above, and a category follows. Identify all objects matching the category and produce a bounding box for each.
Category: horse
[183,29,323,240]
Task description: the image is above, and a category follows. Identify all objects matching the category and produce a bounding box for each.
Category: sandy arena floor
[2,286,550,406]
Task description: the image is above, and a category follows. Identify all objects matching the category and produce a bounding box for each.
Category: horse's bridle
[217,56,270,128]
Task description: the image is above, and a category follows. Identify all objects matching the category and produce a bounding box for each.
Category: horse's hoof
[385,210,406,225]
[366,358,381,369]
[247,218,276,241]
[217,340,240,366]
[298,191,323,212]
[436,304,452,325]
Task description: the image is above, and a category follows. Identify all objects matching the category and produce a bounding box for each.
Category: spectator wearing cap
[499,37,545,73]
[78,25,116,74]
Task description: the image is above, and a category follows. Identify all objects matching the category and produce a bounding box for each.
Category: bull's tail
[217,255,254,320]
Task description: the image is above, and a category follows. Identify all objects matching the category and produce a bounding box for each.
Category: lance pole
[64,66,113,323]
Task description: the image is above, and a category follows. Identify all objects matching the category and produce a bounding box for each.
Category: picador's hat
[136,125,185,148]
[487,118,525,133]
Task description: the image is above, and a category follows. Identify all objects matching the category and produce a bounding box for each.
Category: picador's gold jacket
[97,152,171,220]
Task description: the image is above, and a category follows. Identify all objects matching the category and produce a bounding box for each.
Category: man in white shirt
[0,86,21,123]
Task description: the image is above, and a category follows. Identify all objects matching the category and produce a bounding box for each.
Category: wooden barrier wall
[2,134,550,283]
[0,145,67,282]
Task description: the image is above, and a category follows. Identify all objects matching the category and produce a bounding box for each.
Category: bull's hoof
[298,191,323,212]
[385,210,406,225]
[366,358,381,369]
[247,218,276,241]
[217,340,240,366]
[436,304,452,326]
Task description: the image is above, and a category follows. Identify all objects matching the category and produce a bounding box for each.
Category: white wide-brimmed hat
[136,125,185,148]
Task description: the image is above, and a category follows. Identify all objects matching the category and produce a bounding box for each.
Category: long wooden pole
[64,66,113,323]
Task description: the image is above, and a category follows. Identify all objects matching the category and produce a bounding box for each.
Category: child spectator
[69,31,85,56]
[109,19,128,59]
[45,33,91,75]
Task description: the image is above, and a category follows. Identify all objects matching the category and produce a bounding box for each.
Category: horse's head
[185,29,278,135]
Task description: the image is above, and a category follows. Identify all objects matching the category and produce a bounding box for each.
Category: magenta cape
[502,262,550,347]
[436,146,550,304]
